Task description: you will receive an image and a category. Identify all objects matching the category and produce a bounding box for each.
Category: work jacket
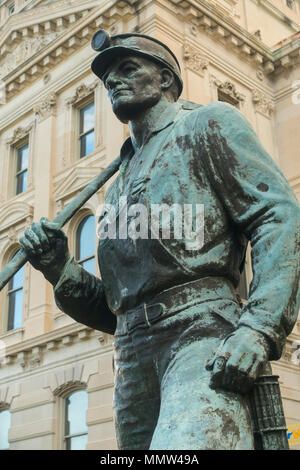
[54,100,300,360]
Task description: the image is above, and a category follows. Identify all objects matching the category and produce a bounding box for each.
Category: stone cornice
[0,322,111,370]
[169,0,300,75]
[1,0,135,100]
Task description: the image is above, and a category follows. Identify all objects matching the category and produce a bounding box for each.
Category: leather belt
[115,276,239,335]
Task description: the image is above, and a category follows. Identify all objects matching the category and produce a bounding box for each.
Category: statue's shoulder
[178,99,239,120]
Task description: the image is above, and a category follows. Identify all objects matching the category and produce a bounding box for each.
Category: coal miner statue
[19,31,300,450]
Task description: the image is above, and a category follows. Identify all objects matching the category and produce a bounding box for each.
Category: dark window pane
[65,391,88,436]
[80,103,94,134]
[8,290,23,330]
[17,144,28,172]
[80,131,95,158]
[0,410,10,450]
[76,216,95,261]
[16,170,28,194]
[7,265,24,331]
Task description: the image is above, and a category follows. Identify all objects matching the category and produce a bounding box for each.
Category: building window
[8,3,15,15]
[76,215,95,275]
[79,102,95,158]
[16,143,28,195]
[64,390,88,450]
[286,0,294,9]
[0,410,11,450]
[7,264,24,330]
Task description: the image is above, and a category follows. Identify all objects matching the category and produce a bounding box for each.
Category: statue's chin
[112,94,161,123]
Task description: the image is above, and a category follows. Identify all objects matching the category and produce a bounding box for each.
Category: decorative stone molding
[2,1,136,101]
[183,43,209,76]
[7,227,18,243]
[170,0,299,76]
[252,88,275,117]
[0,324,96,371]
[51,364,85,396]
[33,92,57,120]
[210,75,245,105]
[0,201,34,233]
[65,80,99,106]
[6,123,34,146]
[0,31,66,79]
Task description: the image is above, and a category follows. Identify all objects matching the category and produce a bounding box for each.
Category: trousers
[113,279,254,450]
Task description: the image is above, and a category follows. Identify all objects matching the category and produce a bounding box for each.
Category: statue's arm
[199,102,300,361]
[19,217,116,335]
[53,256,116,335]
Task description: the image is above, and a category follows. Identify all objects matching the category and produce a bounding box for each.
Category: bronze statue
[18,31,300,450]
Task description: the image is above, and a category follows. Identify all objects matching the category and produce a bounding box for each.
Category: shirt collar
[119,101,182,162]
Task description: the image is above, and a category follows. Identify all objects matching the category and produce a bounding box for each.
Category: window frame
[15,141,29,196]
[78,99,95,159]
[6,254,24,332]
[75,213,96,274]
[63,389,88,450]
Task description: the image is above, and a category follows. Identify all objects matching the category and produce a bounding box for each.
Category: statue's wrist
[43,254,72,286]
[238,325,271,357]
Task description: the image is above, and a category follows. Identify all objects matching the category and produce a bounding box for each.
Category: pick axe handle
[0,156,121,291]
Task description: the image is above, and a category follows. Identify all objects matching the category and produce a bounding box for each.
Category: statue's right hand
[19,217,70,285]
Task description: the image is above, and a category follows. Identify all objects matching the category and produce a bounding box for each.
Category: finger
[40,219,65,239]
[19,236,36,254]
[23,229,43,254]
[31,222,50,251]
[222,363,252,394]
[209,357,227,390]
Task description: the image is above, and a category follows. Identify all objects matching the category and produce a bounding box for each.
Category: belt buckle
[144,302,165,326]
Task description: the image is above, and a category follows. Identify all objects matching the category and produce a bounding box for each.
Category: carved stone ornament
[66,81,99,106]
[211,76,245,104]
[183,43,209,76]
[252,89,274,117]
[6,123,33,145]
[34,92,57,120]
[0,32,66,80]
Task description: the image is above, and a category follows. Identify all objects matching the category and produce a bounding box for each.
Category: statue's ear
[161,68,174,91]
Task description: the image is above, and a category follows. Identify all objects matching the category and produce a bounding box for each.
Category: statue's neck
[129,97,173,151]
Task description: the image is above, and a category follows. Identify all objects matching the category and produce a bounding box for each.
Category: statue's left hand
[205,325,270,394]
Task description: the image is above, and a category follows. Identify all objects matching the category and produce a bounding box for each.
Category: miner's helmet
[91,29,183,98]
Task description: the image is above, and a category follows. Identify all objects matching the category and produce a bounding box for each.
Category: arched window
[0,409,11,450]
[75,215,95,275]
[7,263,24,331]
[64,390,88,450]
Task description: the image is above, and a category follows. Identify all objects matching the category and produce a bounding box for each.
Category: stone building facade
[0,0,299,450]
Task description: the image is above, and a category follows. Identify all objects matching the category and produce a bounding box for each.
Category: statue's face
[102,55,163,123]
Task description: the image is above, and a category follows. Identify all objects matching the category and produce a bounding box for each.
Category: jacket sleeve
[53,256,116,335]
[198,102,300,360]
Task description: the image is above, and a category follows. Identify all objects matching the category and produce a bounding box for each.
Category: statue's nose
[106,71,122,89]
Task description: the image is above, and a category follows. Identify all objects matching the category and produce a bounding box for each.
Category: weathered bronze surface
[19,30,300,450]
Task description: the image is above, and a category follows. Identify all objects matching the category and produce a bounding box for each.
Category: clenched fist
[19,217,70,286]
[206,325,270,395]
